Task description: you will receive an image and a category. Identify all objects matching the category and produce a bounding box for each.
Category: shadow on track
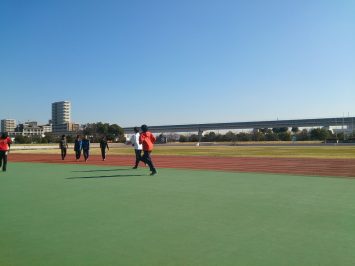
[71,168,131,173]
[66,174,145,179]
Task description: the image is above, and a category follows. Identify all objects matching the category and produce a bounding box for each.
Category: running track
[9,153,355,178]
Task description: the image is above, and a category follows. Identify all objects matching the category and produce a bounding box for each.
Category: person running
[82,135,90,162]
[139,124,157,175]
[59,135,68,160]
[99,136,109,161]
[130,127,143,169]
[74,135,82,161]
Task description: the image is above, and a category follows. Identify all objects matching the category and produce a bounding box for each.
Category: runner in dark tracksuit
[59,135,68,160]
[99,136,109,161]
[74,135,82,161]
[82,136,90,162]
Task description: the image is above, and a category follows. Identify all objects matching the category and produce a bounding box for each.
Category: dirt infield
[9,153,355,178]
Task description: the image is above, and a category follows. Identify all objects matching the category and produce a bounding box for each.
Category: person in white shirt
[130,127,143,169]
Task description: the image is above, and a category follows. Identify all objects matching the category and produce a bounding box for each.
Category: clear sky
[0,0,354,127]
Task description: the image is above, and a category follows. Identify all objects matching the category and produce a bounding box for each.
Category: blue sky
[0,0,354,127]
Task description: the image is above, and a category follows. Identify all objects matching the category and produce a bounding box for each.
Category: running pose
[139,125,157,175]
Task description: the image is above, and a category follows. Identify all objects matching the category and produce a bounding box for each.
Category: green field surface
[1,163,355,265]
[12,145,355,159]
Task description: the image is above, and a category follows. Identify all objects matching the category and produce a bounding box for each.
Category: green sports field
[1,163,355,266]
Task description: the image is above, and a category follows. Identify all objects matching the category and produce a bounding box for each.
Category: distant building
[42,124,53,134]
[15,122,41,137]
[51,101,79,135]
[52,101,71,133]
[52,122,79,134]
[11,121,53,137]
[20,122,43,136]
[1,119,16,133]
[69,122,80,132]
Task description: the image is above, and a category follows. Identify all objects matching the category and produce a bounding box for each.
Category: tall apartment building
[52,101,71,133]
[1,119,16,133]
[52,101,71,125]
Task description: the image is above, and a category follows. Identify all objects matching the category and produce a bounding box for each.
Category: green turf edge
[1,162,355,266]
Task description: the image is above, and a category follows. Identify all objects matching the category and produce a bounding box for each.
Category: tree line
[12,124,355,144]
[178,127,355,142]
[82,122,125,142]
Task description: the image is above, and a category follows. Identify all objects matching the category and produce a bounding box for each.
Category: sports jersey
[130,133,143,150]
[0,137,12,151]
[82,139,90,150]
[139,132,156,151]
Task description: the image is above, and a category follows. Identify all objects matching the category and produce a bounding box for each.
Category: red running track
[9,153,355,178]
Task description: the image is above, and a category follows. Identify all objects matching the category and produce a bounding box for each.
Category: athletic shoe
[132,166,138,169]
[150,170,157,176]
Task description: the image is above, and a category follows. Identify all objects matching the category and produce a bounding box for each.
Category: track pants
[83,149,89,161]
[61,148,67,160]
[0,151,8,171]
[134,149,142,167]
[141,151,156,172]
[101,148,106,160]
[75,150,81,160]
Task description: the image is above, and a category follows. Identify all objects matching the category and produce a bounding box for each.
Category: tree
[14,135,31,144]
[189,134,199,142]
[83,123,95,136]
[272,127,288,133]
[202,132,217,142]
[66,135,75,143]
[179,135,188,142]
[259,128,269,134]
[291,127,299,133]
[97,122,109,135]
[224,131,236,141]
[252,131,265,141]
[296,129,310,141]
[278,131,291,141]
[236,132,251,141]
[82,122,124,142]
[214,134,224,142]
[310,128,330,140]
[30,135,42,144]
[109,124,124,141]
[43,133,56,143]
[265,132,279,141]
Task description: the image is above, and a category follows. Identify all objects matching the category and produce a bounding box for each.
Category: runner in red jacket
[0,132,12,172]
[139,124,157,175]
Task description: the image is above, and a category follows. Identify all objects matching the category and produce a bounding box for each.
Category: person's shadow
[71,168,130,173]
[66,174,145,179]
